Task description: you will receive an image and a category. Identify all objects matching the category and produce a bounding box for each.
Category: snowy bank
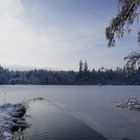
[117,96,140,110]
[0,102,27,140]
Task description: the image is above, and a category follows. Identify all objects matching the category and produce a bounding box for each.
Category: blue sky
[0,0,139,70]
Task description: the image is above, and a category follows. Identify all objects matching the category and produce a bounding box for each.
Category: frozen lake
[0,85,140,140]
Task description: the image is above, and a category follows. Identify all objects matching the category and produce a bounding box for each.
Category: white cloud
[0,0,107,68]
[0,0,122,70]
[0,0,51,67]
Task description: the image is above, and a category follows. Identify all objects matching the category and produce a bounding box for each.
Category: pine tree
[79,60,83,77]
[84,61,88,73]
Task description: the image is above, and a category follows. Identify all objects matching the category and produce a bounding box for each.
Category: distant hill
[2,64,59,71]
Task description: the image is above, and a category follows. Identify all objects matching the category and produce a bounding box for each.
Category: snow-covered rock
[0,102,27,140]
[116,96,140,110]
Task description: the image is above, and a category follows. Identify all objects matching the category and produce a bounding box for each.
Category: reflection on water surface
[14,98,107,140]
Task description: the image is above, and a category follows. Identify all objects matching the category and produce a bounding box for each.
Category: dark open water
[14,99,107,140]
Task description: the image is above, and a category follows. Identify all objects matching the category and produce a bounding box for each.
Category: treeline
[0,61,140,85]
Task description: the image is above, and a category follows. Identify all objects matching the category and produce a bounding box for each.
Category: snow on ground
[0,102,27,140]
[117,96,140,110]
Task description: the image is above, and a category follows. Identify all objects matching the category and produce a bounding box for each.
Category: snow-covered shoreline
[116,96,140,110]
[0,102,27,140]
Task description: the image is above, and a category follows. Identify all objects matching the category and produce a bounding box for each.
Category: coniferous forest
[0,61,140,85]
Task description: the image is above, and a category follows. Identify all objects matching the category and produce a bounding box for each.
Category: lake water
[0,85,140,140]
